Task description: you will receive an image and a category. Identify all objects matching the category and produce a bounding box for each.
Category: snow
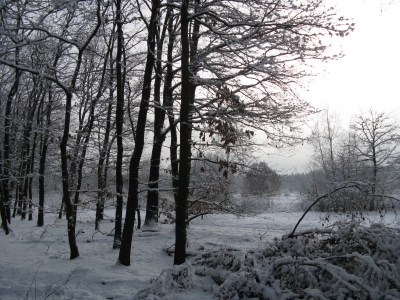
[1,194,399,299]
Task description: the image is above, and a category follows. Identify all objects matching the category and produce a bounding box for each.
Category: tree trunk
[113,0,124,249]
[0,139,9,234]
[29,121,39,221]
[118,0,160,266]
[144,8,171,227]
[96,36,115,230]
[38,87,52,227]
[174,0,191,266]
[164,10,179,207]
[96,99,113,230]
[60,91,80,259]
[2,68,21,225]
[0,200,9,235]
[370,148,378,211]
[21,83,40,220]
[72,72,102,226]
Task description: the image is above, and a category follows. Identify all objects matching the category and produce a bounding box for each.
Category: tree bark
[113,0,125,249]
[60,91,80,259]
[37,86,52,227]
[174,0,191,265]
[21,81,40,220]
[96,99,113,230]
[2,68,21,226]
[164,9,180,214]
[96,32,116,230]
[144,7,172,227]
[118,0,160,266]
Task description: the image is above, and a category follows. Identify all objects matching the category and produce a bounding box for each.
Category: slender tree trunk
[29,117,40,221]
[370,147,378,211]
[184,0,200,217]
[60,91,80,259]
[113,0,124,249]
[29,129,38,221]
[118,0,160,266]
[60,36,103,259]
[173,0,201,265]
[12,180,21,218]
[21,84,40,220]
[38,88,52,227]
[0,141,9,234]
[96,99,113,230]
[144,8,171,227]
[96,34,115,230]
[165,10,179,205]
[174,0,191,265]
[2,68,21,226]
[58,202,64,219]
[0,137,7,234]
[73,77,105,225]
[0,200,9,235]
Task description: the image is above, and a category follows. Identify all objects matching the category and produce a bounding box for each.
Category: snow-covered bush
[191,222,400,299]
[137,222,399,299]
[158,194,176,224]
[136,263,192,299]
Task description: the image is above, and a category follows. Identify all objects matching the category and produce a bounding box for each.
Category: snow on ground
[0,194,398,299]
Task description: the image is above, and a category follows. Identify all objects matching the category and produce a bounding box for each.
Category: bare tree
[244,162,281,197]
[173,0,353,265]
[351,109,400,210]
[0,0,106,258]
[118,0,161,266]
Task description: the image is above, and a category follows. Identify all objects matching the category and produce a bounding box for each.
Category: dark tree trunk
[173,0,201,265]
[74,28,112,228]
[29,119,40,221]
[16,169,24,218]
[58,202,64,219]
[60,91,80,259]
[72,74,104,226]
[186,0,200,175]
[370,148,378,211]
[113,0,124,249]
[2,68,21,226]
[0,142,7,234]
[96,34,115,230]
[174,0,191,266]
[12,180,21,218]
[60,6,103,257]
[96,99,113,230]
[0,134,9,234]
[144,8,171,227]
[136,208,141,230]
[0,200,9,235]
[30,92,45,222]
[165,10,179,205]
[21,82,40,220]
[118,0,160,266]
[38,87,52,227]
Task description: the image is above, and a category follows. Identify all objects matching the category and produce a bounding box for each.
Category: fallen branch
[288,182,359,238]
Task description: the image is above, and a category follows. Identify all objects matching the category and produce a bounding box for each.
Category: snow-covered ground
[0,194,398,299]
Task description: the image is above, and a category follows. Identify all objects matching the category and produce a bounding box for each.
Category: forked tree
[351,109,400,210]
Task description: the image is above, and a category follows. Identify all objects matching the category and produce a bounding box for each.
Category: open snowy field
[1,195,399,299]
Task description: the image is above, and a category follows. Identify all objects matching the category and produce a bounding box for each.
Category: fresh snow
[0,195,398,299]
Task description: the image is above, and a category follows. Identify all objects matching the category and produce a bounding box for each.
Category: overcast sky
[265,0,400,173]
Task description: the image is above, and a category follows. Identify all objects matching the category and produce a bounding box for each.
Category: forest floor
[0,194,398,299]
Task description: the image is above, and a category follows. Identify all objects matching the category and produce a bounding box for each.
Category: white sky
[265,0,400,173]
